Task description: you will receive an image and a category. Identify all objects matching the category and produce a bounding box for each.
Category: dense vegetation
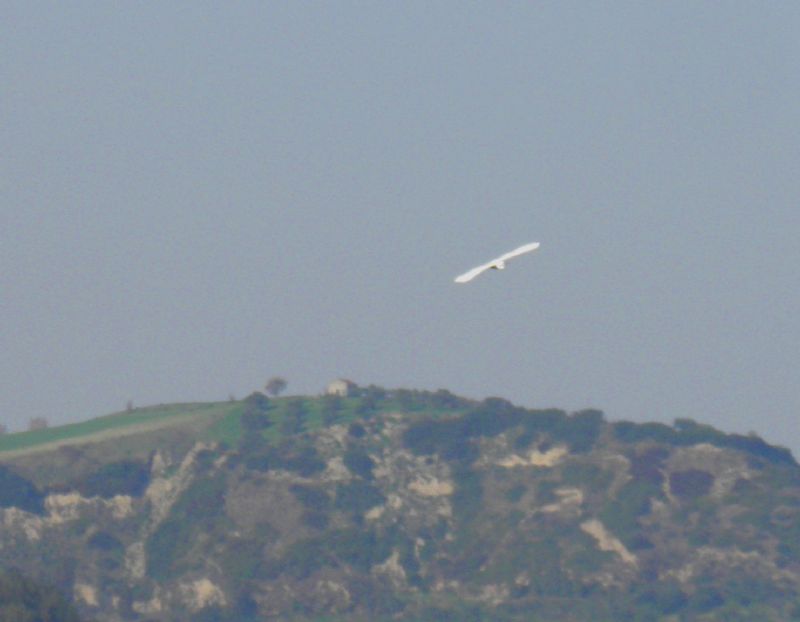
[0,464,44,514]
[0,570,83,622]
[0,386,798,621]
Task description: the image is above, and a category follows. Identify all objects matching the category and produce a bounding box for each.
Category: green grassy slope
[0,388,474,457]
[0,402,237,454]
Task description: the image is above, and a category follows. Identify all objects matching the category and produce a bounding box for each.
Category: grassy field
[0,390,471,457]
[0,401,238,455]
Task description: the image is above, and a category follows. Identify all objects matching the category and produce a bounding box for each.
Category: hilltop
[0,387,799,621]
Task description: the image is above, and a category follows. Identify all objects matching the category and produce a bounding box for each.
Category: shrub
[281,443,326,476]
[327,528,392,572]
[321,394,342,425]
[301,510,330,530]
[0,570,82,622]
[429,389,468,410]
[628,446,669,485]
[243,391,270,412]
[723,433,796,466]
[452,468,483,523]
[88,531,123,552]
[241,410,271,432]
[348,422,366,438]
[335,480,385,516]
[146,518,192,580]
[343,446,375,480]
[280,398,307,435]
[557,409,604,453]
[635,581,687,615]
[402,409,488,467]
[172,473,227,522]
[0,466,44,514]
[613,421,677,444]
[241,392,272,433]
[353,385,388,417]
[599,479,660,547]
[669,469,714,500]
[241,440,325,476]
[79,459,150,498]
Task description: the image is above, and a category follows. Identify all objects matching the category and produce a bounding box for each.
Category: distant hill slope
[0,387,799,621]
[0,402,238,458]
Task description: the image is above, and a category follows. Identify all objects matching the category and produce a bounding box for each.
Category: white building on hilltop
[325,379,358,397]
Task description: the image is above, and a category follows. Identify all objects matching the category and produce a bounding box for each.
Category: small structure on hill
[325,379,358,397]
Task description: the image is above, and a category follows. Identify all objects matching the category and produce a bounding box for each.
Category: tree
[241,392,272,431]
[28,417,48,431]
[265,377,288,397]
[0,423,7,435]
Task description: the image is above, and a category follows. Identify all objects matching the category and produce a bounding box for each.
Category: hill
[0,387,799,621]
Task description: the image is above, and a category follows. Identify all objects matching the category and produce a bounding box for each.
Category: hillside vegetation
[0,386,799,621]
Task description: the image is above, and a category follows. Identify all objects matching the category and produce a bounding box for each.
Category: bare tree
[28,417,48,431]
[0,423,7,435]
[265,376,288,397]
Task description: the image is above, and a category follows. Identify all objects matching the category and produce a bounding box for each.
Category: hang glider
[454,242,540,283]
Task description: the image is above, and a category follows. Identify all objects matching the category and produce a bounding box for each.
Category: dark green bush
[301,510,330,530]
[79,459,150,498]
[327,528,392,572]
[88,531,123,552]
[343,445,375,480]
[321,394,342,425]
[403,402,586,466]
[240,440,326,476]
[613,421,677,444]
[146,518,192,580]
[281,443,325,476]
[241,410,271,432]
[348,422,366,437]
[613,418,797,467]
[335,480,385,516]
[670,469,714,500]
[452,468,483,522]
[635,581,687,615]
[276,527,391,580]
[392,387,471,412]
[599,479,660,548]
[0,570,82,622]
[723,433,796,466]
[0,465,44,514]
[429,389,468,410]
[144,475,225,577]
[628,446,669,485]
[558,409,604,453]
[280,398,308,435]
[172,473,227,522]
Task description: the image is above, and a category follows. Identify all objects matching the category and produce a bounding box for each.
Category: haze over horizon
[2,4,799,455]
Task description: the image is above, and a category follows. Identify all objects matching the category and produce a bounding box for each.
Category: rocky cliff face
[1,394,799,621]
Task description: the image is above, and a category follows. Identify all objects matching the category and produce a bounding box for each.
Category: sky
[2,3,799,455]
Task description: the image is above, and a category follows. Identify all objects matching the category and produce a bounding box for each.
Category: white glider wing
[454,242,540,283]
[497,242,540,262]
[454,262,494,283]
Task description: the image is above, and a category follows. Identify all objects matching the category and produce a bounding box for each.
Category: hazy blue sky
[2,3,799,454]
